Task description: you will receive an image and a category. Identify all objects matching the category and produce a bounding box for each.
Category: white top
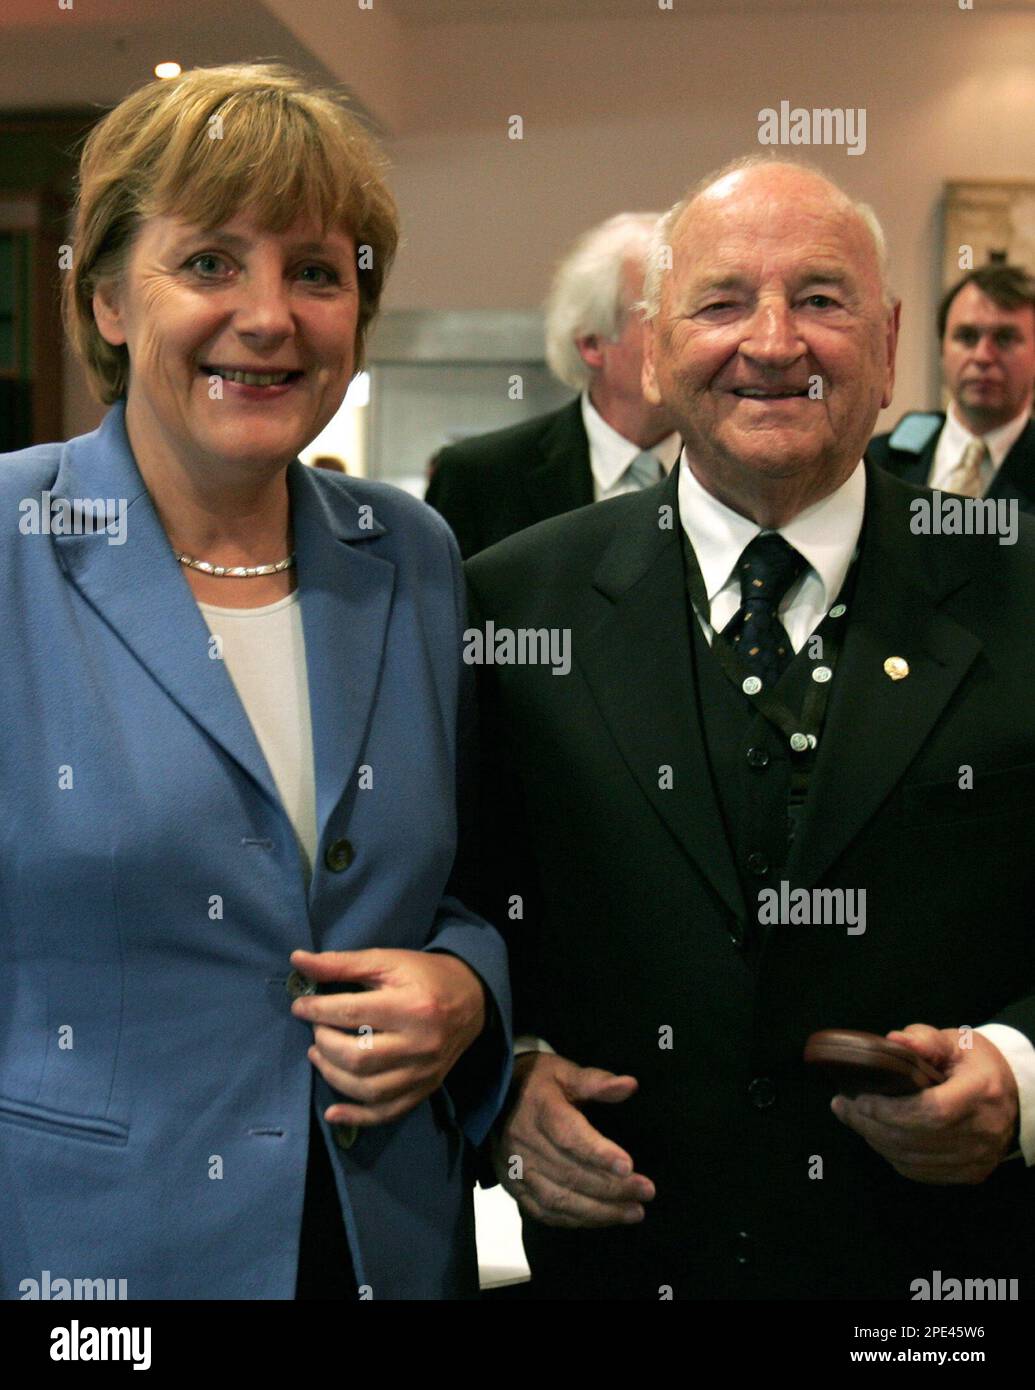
[197,591,318,880]
[581,392,682,501]
[677,449,865,650]
[929,401,1032,492]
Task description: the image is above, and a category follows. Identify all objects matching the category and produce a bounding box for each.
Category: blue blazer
[0,402,511,1299]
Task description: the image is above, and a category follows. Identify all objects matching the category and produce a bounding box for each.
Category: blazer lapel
[52,402,397,854]
[288,464,395,852]
[52,402,281,810]
[990,418,1035,511]
[524,399,594,524]
[575,467,746,921]
[786,465,983,888]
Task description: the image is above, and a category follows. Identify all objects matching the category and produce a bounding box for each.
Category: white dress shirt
[677,448,864,648]
[581,392,681,501]
[929,401,1032,492]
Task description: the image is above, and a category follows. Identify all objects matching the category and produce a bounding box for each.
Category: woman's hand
[288,947,487,1127]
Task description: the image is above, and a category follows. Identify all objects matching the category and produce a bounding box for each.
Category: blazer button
[325,838,355,873]
[285,969,318,1000]
[733,1230,753,1266]
[746,746,769,769]
[748,1076,776,1109]
[746,851,769,877]
[332,1122,358,1150]
[729,920,746,948]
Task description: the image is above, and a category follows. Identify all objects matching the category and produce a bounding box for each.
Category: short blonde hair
[64,62,399,403]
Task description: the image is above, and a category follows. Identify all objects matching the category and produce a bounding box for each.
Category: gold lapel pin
[884,656,909,681]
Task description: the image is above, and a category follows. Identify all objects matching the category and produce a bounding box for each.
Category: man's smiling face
[643,164,898,515]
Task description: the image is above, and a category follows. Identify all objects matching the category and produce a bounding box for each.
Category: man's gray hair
[641,155,893,320]
[545,212,662,391]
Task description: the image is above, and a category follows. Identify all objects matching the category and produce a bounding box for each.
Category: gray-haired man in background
[425,212,678,558]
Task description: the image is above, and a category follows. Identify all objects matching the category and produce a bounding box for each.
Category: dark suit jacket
[425,398,593,559]
[465,463,1035,1300]
[869,411,1035,513]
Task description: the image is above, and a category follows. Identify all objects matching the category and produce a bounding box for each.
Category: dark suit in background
[425,399,592,560]
[869,411,1035,514]
[466,462,1035,1300]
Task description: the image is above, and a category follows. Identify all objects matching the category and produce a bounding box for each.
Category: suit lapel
[990,418,1035,510]
[786,465,983,888]
[288,464,395,852]
[575,467,746,921]
[52,402,282,810]
[53,402,397,854]
[524,399,594,524]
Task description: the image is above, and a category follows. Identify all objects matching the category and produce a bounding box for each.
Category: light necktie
[623,450,664,490]
[721,532,808,688]
[944,438,990,499]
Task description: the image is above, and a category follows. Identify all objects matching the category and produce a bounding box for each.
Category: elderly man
[426,213,679,558]
[869,263,1035,510]
[466,157,1035,1300]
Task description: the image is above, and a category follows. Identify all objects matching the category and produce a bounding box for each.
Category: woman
[0,63,510,1300]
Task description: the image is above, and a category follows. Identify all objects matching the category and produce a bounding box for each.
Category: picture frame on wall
[943,178,1035,286]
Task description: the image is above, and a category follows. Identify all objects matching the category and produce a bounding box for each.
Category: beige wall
[380,7,1035,436]
[63,4,1035,438]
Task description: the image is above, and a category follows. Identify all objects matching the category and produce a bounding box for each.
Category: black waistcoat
[684,541,856,950]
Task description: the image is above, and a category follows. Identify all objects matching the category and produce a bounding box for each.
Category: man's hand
[494,1052,655,1227]
[289,947,486,1127]
[832,1023,1019,1183]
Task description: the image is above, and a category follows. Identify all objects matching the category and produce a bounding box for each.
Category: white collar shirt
[676,449,866,652]
[581,392,682,501]
[929,400,1032,491]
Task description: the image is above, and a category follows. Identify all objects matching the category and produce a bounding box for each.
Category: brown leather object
[803,1028,945,1097]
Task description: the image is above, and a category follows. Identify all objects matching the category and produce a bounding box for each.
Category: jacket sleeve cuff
[424,908,513,1149]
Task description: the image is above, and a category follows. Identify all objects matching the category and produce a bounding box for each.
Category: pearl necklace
[175,551,296,578]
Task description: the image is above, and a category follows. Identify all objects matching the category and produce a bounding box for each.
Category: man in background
[425,213,679,558]
[869,264,1035,510]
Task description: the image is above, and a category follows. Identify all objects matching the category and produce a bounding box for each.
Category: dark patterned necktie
[721,532,808,688]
